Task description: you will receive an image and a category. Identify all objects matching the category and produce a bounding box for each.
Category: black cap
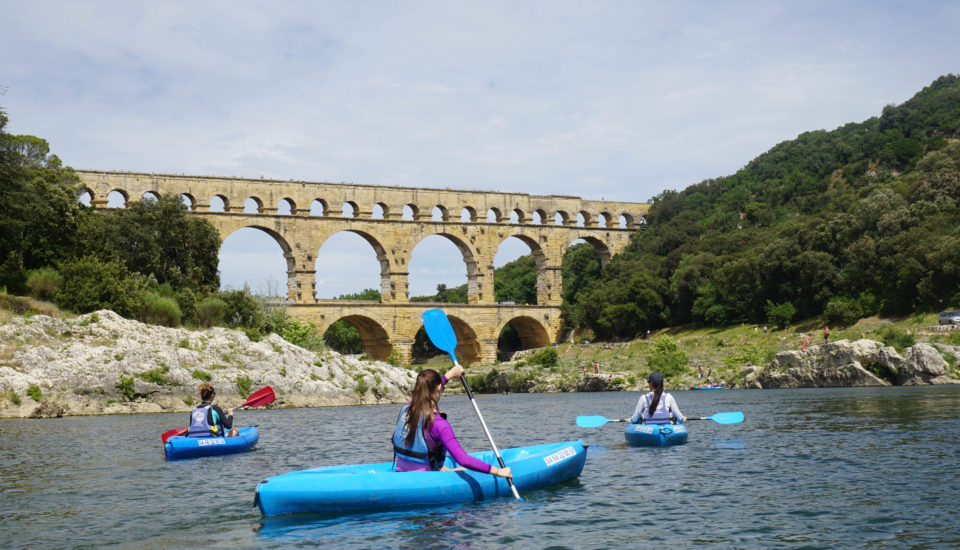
[647,372,664,384]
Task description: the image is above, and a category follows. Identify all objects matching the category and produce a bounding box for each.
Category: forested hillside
[564,74,960,339]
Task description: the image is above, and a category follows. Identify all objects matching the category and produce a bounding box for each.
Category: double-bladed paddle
[421,308,521,500]
[160,386,276,443]
[576,411,744,428]
[688,411,744,424]
[575,416,626,428]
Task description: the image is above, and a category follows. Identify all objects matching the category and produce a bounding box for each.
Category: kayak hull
[255,440,588,517]
[624,423,688,447]
[693,385,724,390]
[164,426,259,460]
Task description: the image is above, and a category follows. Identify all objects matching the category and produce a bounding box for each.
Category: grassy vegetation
[449,312,954,391]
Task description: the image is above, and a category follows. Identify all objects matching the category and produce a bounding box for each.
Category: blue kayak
[693,385,724,390]
[164,426,259,460]
[624,423,688,447]
[255,440,588,517]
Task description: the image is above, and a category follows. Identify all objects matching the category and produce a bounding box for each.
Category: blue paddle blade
[707,411,744,424]
[576,416,617,428]
[421,309,459,363]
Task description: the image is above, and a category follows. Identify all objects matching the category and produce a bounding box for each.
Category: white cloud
[2,1,958,292]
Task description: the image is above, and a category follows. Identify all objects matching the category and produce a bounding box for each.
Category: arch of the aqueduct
[76,170,648,365]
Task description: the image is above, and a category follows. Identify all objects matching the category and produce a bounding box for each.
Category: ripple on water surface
[2,386,960,548]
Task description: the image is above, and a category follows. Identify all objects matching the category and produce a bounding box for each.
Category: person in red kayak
[188,383,238,438]
[392,366,512,480]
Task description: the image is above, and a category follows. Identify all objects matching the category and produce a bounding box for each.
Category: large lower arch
[219,225,295,294]
[436,314,482,366]
[565,235,612,266]
[499,316,552,351]
[411,232,483,304]
[315,230,393,299]
[494,234,547,305]
[335,314,393,361]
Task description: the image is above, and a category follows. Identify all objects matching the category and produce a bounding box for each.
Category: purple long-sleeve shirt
[395,376,494,474]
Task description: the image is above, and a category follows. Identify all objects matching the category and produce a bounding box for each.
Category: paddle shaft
[457,369,521,500]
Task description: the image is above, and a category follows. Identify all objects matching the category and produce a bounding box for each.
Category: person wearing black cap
[622,372,686,425]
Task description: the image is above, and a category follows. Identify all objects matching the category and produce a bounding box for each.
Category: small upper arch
[403,204,420,221]
[531,208,547,225]
[432,205,449,222]
[107,189,129,208]
[210,194,229,212]
[310,198,327,216]
[244,196,264,214]
[278,197,297,215]
[341,201,358,218]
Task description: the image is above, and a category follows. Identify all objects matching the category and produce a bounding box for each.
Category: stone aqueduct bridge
[76,170,649,365]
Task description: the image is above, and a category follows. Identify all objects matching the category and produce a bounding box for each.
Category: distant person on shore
[392,366,512,480]
[593,361,600,374]
[622,372,685,425]
[698,366,703,379]
[188,383,238,438]
[824,326,831,344]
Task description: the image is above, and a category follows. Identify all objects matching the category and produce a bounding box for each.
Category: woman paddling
[392,366,512,480]
[622,372,687,425]
[188,383,239,438]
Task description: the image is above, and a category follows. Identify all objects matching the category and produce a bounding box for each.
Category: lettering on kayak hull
[544,446,576,466]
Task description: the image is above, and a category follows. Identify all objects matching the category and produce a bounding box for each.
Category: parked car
[938,311,960,325]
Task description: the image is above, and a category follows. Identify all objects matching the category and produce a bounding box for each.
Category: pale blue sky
[2,1,958,297]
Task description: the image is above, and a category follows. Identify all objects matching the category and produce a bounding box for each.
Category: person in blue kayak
[622,372,686,424]
[392,366,512,480]
[188,383,238,438]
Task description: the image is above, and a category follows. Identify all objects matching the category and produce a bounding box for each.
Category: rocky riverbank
[743,338,960,388]
[0,310,416,418]
[3,310,959,419]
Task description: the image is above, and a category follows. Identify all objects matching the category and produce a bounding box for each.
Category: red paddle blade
[241,386,275,408]
[161,427,188,443]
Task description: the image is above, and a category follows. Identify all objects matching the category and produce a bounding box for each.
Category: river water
[2,385,959,549]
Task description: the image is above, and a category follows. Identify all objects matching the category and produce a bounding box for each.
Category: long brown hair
[404,369,443,446]
[648,377,664,416]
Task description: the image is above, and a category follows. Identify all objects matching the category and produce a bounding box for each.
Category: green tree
[77,194,221,293]
[324,320,364,354]
[494,254,537,304]
[765,300,797,329]
[645,336,688,377]
[54,256,148,317]
[562,243,603,304]
[218,287,266,331]
[0,113,86,292]
[337,288,381,301]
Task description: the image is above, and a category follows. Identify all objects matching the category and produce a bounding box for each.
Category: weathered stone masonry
[76,170,649,364]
